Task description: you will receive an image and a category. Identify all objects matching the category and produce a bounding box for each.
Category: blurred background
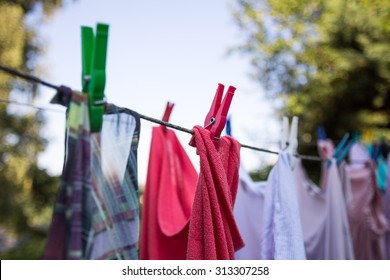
[0,0,389,259]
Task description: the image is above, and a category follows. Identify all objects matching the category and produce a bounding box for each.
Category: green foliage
[249,165,273,181]
[0,229,48,260]
[0,0,65,259]
[234,0,390,142]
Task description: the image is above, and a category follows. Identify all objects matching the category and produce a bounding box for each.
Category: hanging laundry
[367,142,389,192]
[293,140,354,259]
[234,151,306,260]
[385,156,390,259]
[260,151,306,260]
[44,91,91,259]
[233,165,267,260]
[338,161,354,206]
[140,125,197,260]
[88,105,141,259]
[186,126,244,260]
[376,156,388,192]
[44,91,141,260]
[346,142,389,260]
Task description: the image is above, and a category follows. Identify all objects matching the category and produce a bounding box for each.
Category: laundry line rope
[0,97,65,113]
[0,64,323,162]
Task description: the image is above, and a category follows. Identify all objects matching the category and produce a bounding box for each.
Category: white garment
[234,151,306,260]
[233,166,267,260]
[339,162,354,205]
[294,158,355,260]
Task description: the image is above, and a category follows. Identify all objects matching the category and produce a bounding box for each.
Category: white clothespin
[281,116,289,150]
[287,116,299,169]
[280,116,299,170]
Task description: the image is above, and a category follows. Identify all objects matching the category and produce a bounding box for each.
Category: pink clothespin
[161,101,174,131]
[162,101,174,122]
[189,83,236,146]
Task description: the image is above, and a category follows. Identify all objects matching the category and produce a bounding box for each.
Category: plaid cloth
[87,105,140,259]
[44,93,140,260]
[44,91,91,259]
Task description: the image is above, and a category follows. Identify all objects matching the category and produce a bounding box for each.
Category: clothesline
[0,64,323,161]
[0,97,65,113]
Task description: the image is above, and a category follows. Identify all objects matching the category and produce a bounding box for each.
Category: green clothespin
[81,23,109,132]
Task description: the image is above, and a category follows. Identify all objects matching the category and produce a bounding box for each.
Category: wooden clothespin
[81,23,109,132]
[189,83,236,146]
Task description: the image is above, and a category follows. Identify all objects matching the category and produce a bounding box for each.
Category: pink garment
[293,140,354,259]
[186,126,244,260]
[346,143,389,260]
[140,126,198,260]
[385,156,390,259]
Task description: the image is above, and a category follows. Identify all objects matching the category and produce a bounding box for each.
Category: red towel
[187,125,244,260]
[140,126,197,259]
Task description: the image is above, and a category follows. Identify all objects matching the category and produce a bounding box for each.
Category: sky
[32,0,282,185]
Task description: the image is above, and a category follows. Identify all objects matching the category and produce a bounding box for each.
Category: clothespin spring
[204,117,216,129]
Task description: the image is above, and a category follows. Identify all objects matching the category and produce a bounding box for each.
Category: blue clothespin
[352,131,360,142]
[334,140,355,164]
[81,23,109,132]
[334,133,350,157]
[317,126,327,140]
[326,133,354,167]
[226,115,232,136]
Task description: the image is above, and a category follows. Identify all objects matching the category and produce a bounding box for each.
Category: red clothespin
[161,101,174,131]
[162,101,174,122]
[189,83,236,146]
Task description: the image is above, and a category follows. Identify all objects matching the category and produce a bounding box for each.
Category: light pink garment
[293,140,354,259]
[385,156,390,259]
[346,143,389,260]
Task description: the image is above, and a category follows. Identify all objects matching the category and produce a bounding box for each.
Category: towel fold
[187,125,244,260]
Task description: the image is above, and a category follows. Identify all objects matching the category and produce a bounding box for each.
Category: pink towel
[187,125,244,260]
[140,126,198,259]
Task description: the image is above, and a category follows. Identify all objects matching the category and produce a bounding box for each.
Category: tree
[0,0,66,259]
[233,0,390,143]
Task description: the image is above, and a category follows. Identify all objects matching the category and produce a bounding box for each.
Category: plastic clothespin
[287,116,299,154]
[225,115,232,137]
[334,140,354,164]
[334,133,356,164]
[81,23,109,132]
[161,101,174,131]
[317,126,327,140]
[287,116,299,169]
[280,116,298,169]
[334,133,350,157]
[352,131,360,142]
[189,83,236,146]
[281,116,289,150]
[326,133,354,168]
